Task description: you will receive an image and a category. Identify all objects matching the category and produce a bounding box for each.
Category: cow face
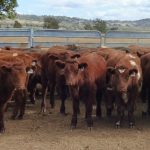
[55,60,88,86]
[107,65,139,103]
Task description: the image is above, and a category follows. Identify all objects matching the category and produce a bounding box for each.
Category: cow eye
[125,75,129,80]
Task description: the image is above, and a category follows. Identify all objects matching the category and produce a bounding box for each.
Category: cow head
[55,59,88,86]
[106,65,139,103]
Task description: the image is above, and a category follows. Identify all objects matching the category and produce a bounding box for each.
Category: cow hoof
[96,116,101,120]
[61,112,68,116]
[77,109,80,115]
[60,107,65,114]
[142,111,147,117]
[129,122,135,128]
[10,116,16,120]
[106,109,112,118]
[30,100,35,104]
[0,128,5,133]
[50,103,55,109]
[115,121,121,128]
[116,125,120,129]
[70,125,76,131]
[88,127,93,131]
[148,111,150,116]
[17,116,23,120]
[40,107,47,114]
[71,117,77,128]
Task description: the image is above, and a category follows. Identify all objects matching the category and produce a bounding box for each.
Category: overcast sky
[16,0,150,20]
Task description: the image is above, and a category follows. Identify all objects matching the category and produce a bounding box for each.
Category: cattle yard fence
[0,29,150,48]
[0,29,101,48]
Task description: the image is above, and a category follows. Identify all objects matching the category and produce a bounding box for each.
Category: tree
[110,27,118,31]
[0,0,18,19]
[43,16,59,29]
[93,19,107,33]
[13,20,22,28]
[84,23,93,30]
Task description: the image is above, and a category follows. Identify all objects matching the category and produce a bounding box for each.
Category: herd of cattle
[0,44,150,133]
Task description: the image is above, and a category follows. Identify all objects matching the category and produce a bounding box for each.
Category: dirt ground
[0,97,150,150]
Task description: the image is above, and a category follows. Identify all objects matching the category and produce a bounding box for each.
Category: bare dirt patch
[0,99,150,150]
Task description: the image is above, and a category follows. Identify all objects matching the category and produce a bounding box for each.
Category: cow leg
[141,82,147,103]
[85,98,93,128]
[59,86,68,114]
[28,76,36,104]
[0,103,7,133]
[29,88,36,104]
[105,91,114,117]
[18,89,27,119]
[96,90,102,118]
[49,82,56,108]
[116,107,124,128]
[11,92,20,119]
[0,110,4,133]
[147,88,150,115]
[69,86,80,129]
[71,98,79,128]
[141,82,148,116]
[128,108,135,128]
[41,79,48,113]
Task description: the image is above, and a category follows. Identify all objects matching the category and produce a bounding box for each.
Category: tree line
[0,0,108,33]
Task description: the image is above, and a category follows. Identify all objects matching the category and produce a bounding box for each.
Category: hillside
[0,14,150,31]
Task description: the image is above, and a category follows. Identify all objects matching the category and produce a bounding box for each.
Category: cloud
[16,0,150,20]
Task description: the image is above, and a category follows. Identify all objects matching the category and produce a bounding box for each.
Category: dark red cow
[106,53,142,128]
[56,52,106,128]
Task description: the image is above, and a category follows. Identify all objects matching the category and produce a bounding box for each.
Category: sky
[16,0,150,20]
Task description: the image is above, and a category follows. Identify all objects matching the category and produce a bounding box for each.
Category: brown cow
[0,52,38,117]
[55,52,106,129]
[0,60,27,133]
[140,53,150,116]
[106,52,142,128]
[128,45,150,56]
[40,47,75,114]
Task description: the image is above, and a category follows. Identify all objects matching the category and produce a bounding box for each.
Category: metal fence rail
[0,29,102,48]
[0,28,32,48]
[1,29,150,49]
[104,31,150,47]
[33,29,101,48]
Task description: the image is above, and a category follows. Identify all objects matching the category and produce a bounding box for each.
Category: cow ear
[136,51,143,57]
[48,55,59,60]
[78,63,88,70]
[129,68,138,77]
[107,67,115,74]
[55,60,65,69]
[71,54,80,59]
[1,65,12,73]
